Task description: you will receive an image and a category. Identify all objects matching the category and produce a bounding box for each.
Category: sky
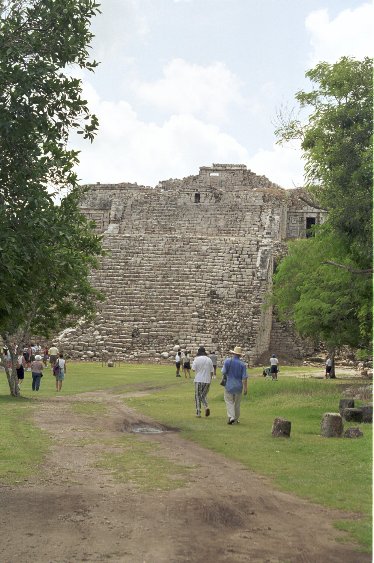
[72,0,373,189]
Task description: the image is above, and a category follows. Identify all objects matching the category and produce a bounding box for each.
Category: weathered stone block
[342,408,363,423]
[362,405,373,423]
[339,398,354,415]
[321,413,343,437]
[344,427,363,438]
[271,418,291,438]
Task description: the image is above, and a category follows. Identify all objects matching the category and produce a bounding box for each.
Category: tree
[0,1,102,395]
[273,57,373,363]
[273,235,372,374]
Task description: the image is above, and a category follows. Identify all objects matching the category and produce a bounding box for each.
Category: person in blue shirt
[221,346,248,424]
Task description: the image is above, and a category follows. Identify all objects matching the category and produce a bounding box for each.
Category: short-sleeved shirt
[31,360,44,374]
[222,356,248,394]
[326,359,332,367]
[209,354,217,366]
[192,356,214,383]
[49,346,59,356]
[57,358,66,371]
[270,357,278,366]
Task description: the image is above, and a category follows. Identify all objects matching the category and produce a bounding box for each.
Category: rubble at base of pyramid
[56,164,326,365]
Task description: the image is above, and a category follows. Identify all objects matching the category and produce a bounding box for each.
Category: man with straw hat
[221,346,248,424]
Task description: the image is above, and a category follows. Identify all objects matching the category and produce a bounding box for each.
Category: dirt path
[1,390,370,563]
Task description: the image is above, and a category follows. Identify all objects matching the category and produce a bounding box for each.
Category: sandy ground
[0,388,370,563]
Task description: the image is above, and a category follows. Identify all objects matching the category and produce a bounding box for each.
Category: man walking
[270,353,279,380]
[192,346,214,418]
[221,346,248,424]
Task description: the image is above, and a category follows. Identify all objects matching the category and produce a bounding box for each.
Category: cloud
[74,82,250,187]
[74,80,306,190]
[247,142,305,189]
[132,58,244,123]
[306,3,373,65]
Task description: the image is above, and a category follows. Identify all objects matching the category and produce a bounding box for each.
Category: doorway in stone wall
[306,217,316,237]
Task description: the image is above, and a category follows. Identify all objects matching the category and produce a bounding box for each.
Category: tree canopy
[273,57,373,358]
[0,0,103,394]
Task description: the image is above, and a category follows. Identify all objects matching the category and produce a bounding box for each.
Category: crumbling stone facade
[57,164,326,364]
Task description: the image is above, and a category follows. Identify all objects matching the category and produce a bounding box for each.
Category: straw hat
[230,346,243,356]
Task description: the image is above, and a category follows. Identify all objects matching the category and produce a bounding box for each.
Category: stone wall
[57,164,326,364]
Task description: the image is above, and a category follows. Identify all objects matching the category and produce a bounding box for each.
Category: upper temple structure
[57,164,327,364]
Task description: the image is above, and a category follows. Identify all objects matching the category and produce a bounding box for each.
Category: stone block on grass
[342,408,363,423]
[321,413,343,437]
[344,427,364,438]
[339,398,354,415]
[271,417,291,438]
[362,405,373,423]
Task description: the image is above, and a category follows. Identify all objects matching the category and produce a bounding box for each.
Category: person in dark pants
[325,357,332,378]
[175,349,182,377]
[16,353,26,390]
[31,354,44,391]
[270,354,279,380]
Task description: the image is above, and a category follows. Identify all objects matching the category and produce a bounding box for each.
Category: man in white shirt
[325,357,332,378]
[270,354,279,380]
[192,346,214,418]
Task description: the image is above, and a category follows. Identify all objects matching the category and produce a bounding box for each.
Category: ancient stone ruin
[57,164,326,364]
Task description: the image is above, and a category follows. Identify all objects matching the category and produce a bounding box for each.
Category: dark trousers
[32,373,42,391]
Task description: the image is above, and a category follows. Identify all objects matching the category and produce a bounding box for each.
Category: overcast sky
[72,0,372,189]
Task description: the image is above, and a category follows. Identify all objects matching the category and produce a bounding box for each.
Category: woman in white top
[54,353,67,392]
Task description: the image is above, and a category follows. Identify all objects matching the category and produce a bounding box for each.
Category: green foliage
[274,57,373,350]
[276,57,373,267]
[0,1,103,345]
[273,234,372,349]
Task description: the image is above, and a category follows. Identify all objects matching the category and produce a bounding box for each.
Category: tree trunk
[2,334,22,397]
[1,353,19,397]
[328,348,336,378]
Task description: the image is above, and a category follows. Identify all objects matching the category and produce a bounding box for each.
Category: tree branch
[322,260,373,275]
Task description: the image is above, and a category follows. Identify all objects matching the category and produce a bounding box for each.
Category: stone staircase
[56,165,320,364]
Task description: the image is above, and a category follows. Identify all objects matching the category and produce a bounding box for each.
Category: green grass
[0,363,371,550]
[97,434,194,491]
[0,362,174,398]
[124,374,372,551]
[0,396,50,483]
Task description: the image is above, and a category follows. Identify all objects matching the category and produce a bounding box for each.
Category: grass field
[0,362,372,550]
